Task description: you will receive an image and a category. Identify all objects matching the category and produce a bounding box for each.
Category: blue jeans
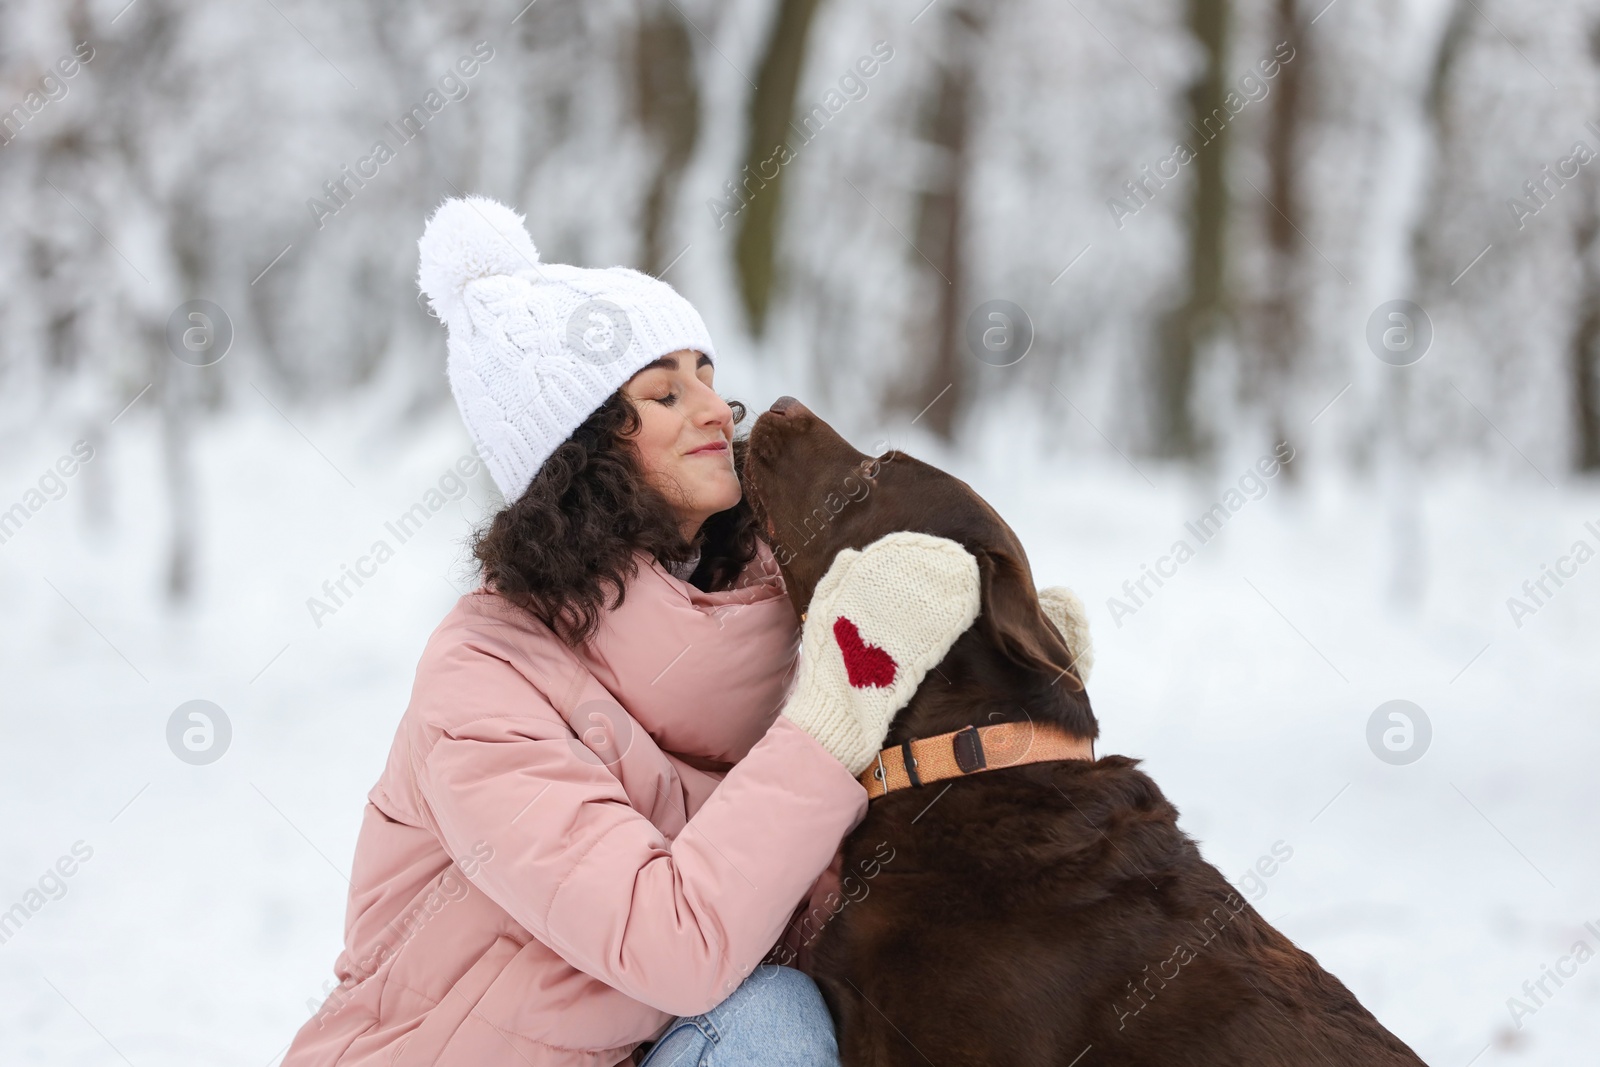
[635,965,842,1066]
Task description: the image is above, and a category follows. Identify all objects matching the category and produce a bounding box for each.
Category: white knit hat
[417,195,717,502]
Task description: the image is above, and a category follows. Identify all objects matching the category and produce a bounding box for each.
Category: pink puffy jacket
[282,540,868,1067]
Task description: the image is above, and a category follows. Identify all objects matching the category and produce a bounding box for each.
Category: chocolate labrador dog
[742,396,1425,1067]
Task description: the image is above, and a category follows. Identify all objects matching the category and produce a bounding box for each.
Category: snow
[1,389,1594,1066]
[5,0,1599,1061]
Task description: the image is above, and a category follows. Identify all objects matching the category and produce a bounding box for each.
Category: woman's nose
[683,387,732,437]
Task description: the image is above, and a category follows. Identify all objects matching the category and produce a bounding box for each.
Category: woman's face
[620,349,740,541]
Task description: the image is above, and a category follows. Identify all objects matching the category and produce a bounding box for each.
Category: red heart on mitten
[833,616,897,688]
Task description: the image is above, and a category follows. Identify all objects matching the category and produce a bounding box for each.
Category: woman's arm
[414,651,866,1019]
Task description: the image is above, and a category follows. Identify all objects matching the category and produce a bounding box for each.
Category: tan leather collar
[859,721,1096,800]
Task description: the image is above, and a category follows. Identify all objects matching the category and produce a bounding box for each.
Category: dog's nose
[769,395,809,418]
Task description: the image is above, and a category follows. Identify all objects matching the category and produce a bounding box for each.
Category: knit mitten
[1037,585,1094,682]
[781,532,981,775]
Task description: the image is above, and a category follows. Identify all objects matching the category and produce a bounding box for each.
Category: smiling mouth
[687,440,729,456]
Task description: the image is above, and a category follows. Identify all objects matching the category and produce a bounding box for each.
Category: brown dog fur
[743,397,1426,1067]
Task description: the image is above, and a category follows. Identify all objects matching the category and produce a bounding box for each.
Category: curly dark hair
[472,389,761,647]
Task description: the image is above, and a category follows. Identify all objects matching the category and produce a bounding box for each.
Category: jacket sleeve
[412,650,868,1018]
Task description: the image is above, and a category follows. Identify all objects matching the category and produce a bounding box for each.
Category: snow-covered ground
[1,390,1595,1066]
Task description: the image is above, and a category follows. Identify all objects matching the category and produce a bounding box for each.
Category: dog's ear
[975,546,1085,692]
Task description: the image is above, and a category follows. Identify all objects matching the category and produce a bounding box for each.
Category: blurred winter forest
[4,1,1600,1065]
[4,0,1600,595]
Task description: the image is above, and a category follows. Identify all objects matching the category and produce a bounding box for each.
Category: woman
[281,196,984,1067]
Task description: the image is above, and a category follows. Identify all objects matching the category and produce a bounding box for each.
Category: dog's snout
[768,395,810,418]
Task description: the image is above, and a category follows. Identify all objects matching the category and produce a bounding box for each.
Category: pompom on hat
[417,195,716,502]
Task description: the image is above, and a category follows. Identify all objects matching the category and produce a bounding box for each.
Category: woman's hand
[780,532,981,775]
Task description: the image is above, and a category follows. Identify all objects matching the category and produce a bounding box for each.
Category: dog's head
[743,396,1095,743]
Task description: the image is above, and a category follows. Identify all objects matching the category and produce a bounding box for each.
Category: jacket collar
[573,540,801,765]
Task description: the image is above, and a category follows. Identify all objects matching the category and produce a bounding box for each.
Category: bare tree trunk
[634,3,701,276]
[735,0,824,333]
[1571,171,1600,470]
[79,423,110,532]
[1254,0,1307,473]
[889,3,986,442]
[158,334,197,602]
[1409,0,1471,288]
[1154,0,1230,459]
[1388,0,1470,608]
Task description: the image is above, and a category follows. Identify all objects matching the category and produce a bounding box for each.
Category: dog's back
[812,757,1426,1067]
